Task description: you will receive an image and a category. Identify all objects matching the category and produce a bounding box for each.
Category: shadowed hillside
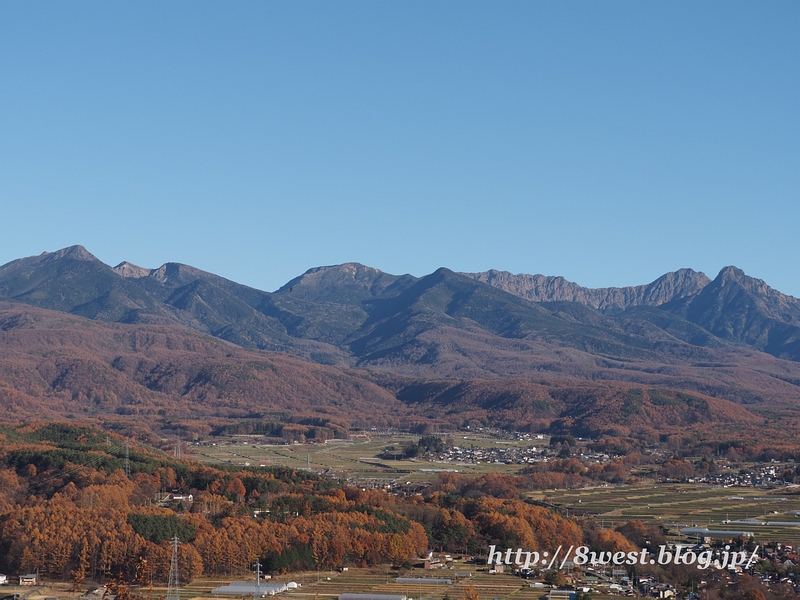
[0,301,782,442]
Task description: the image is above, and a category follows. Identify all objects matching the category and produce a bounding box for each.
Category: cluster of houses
[756,542,800,591]
[429,443,614,466]
[514,565,678,598]
[420,550,454,570]
[683,462,795,487]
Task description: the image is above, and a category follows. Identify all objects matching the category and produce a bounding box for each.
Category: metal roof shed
[212,582,289,596]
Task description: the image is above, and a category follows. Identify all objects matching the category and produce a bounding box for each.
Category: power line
[17,435,182,494]
[24,450,114,493]
[124,440,130,478]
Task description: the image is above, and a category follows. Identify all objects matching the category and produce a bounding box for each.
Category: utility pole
[166,535,180,600]
[253,560,262,600]
[125,440,131,478]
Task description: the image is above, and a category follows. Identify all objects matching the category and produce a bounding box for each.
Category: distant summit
[277,262,413,303]
[49,244,98,261]
[113,261,151,278]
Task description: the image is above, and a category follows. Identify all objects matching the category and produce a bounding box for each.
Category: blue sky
[1,2,798,295]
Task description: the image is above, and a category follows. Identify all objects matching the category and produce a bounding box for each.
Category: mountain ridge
[461,268,713,312]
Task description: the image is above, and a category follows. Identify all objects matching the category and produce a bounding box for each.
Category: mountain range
[1,246,800,438]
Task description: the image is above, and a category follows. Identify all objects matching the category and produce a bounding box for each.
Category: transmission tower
[174,439,181,460]
[124,440,131,478]
[166,535,180,600]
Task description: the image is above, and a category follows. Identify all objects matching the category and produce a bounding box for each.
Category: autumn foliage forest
[5,420,800,588]
[0,423,591,584]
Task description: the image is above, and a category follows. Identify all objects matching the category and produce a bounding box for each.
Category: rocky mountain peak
[716,266,800,308]
[301,262,383,279]
[276,262,397,298]
[113,261,152,278]
[717,266,746,283]
[46,245,98,262]
[642,269,711,305]
[711,266,781,298]
[147,263,197,284]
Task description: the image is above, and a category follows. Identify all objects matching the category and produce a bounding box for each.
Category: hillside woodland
[3,301,800,450]
[0,424,584,581]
